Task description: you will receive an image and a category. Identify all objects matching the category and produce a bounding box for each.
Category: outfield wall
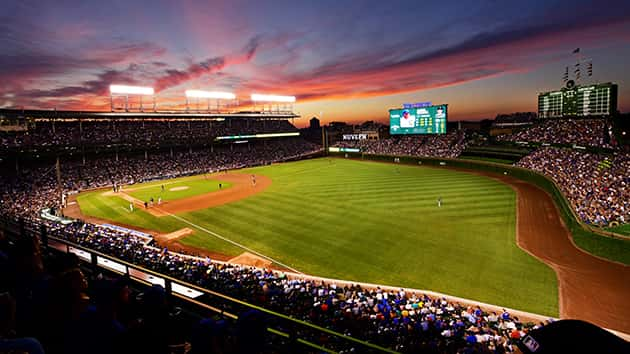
[5,154,630,342]
[330,152,630,244]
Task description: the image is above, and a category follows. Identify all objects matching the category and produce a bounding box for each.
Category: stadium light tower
[250,93,296,114]
[109,85,155,112]
[185,90,237,112]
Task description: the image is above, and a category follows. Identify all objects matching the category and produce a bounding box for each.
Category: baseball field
[72,158,558,316]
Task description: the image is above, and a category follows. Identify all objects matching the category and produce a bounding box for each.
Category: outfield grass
[125,176,231,202]
[77,158,558,316]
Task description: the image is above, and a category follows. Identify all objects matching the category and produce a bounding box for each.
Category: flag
[573,48,580,54]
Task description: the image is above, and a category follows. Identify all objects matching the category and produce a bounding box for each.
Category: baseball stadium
[2,2,630,354]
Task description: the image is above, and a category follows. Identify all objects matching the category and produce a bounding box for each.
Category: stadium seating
[1,115,628,353]
[332,124,629,227]
[0,139,319,220]
[335,130,468,158]
[0,217,546,353]
[518,147,629,225]
[0,117,548,353]
[496,118,615,149]
[0,118,297,149]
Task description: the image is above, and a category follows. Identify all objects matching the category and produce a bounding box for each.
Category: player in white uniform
[400,109,415,128]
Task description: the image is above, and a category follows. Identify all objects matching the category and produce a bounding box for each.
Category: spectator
[497,118,615,149]
[518,147,629,225]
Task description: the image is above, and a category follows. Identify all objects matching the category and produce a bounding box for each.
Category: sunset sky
[1,0,630,127]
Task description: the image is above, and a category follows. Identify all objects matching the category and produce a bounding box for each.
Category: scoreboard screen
[577,84,615,116]
[538,82,617,118]
[389,104,447,134]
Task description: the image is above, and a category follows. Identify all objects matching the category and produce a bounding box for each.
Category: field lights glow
[185,90,236,99]
[251,94,296,102]
[109,85,154,95]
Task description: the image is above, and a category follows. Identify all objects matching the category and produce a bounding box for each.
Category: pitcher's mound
[169,186,189,191]
[228,252,272,268]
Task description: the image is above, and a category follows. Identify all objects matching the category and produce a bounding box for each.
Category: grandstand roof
[0,108,300,121]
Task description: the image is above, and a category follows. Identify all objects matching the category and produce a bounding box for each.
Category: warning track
[351,159,630,335]
[489,173,630,335]
[65,164,630,334]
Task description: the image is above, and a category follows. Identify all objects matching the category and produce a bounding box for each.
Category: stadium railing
[331,151,630,243]
[0,215,399,354]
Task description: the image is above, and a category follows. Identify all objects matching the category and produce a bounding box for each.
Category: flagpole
[572,48,584,84]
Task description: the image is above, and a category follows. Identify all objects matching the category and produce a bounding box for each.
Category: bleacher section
[496,118,615,149]
[0,118,298,151]
[334,131,467,159]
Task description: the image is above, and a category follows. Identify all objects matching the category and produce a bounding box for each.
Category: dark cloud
[244,35,262,61]
[0,42,165,94]
[152,35,262,92]
[153,57,226,92]
[248,10,630,102]
[7,34,264,106]
[303,10,630,80]
[23,69,137,99]
[2,1,630,111]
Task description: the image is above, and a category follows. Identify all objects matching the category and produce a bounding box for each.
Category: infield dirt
[65,165,630,334]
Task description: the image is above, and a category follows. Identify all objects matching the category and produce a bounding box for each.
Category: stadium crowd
[0,138,319,220]
[0,119,297,149]
[0,137,546,353]
[5,115,629,352]
[0,229,298,354]
[332,126,628,227]
[496,118,615,149]
[335,131,468,158]
[3,218,542,354]
[517,147,630,225]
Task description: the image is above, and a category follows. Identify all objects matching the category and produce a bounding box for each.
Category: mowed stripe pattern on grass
[126,178,232,203]
[77,190,184,233]
[175,158,557,316]
[76,189,245,254]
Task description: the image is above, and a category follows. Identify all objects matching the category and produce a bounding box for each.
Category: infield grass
[125,176,232,202]
[76,158,558,316]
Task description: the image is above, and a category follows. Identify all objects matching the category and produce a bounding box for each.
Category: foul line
[159,209,303,274]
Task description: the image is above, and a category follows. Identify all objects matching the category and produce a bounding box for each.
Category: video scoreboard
[389,104,447,135]
[538,82,617,118]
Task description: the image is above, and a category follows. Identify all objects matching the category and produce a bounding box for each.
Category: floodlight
[109,85,154,95]
[250,94,296,102]
[185,90,236,99]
